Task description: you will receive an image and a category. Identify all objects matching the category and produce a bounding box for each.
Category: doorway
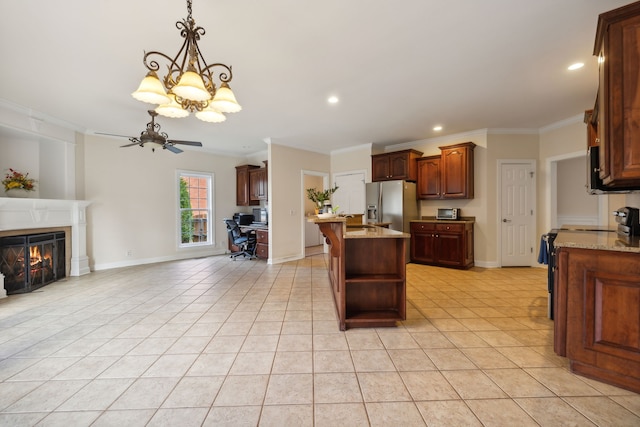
[498,160,536,266]
[332,171,366,216]
[302,171,329,257]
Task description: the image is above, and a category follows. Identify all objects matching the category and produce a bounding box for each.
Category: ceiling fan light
[131,71,171,105]
[210,83,242,113]
[172,70,211,101]
[155,95,190,118]
[195,105,227,123]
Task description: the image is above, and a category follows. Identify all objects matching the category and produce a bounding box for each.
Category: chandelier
[131,0,241,123]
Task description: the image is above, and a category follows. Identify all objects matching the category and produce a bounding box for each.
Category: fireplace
[0,232,66,294]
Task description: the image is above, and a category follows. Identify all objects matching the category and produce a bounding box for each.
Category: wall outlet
[126,249,133,257]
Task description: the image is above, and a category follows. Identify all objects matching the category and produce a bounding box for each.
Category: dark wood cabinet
[416,142,475,200]
[416,156,441,199]
[249,167,268,202]
[236,165,260,206]
[554,246,640,394]
[371,149,422,182]
[314,219,407,330]
[410,221,474,269]
[594,2,640,187]
[440,142,475,199]
[255,228,269,259]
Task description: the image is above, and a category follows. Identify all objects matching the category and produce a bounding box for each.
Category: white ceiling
[0,0,632,156]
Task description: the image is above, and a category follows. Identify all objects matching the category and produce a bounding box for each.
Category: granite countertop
[554,228,640,253]
[308,216,409,239]
[412,216,476,224]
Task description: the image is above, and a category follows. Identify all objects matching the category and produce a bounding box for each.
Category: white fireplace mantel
[0,197,92,279]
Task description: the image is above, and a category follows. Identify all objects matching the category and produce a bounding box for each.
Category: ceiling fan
[96,110,203,153]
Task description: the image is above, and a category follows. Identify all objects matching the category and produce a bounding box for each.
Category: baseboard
[92,248,227,271]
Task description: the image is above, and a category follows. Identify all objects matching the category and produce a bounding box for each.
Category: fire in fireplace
[0,232,65,295]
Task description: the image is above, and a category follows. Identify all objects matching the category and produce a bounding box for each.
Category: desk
[241,224,269,259]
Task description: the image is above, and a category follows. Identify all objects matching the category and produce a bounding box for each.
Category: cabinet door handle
[502,218,511,223]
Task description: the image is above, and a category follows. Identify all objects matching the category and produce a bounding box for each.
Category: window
[178,171,213,247]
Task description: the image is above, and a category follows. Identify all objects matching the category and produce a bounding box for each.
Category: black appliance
[541,230,560,320]
[233,212,254,226]
[587,146,640,194]
[613,206,640,236]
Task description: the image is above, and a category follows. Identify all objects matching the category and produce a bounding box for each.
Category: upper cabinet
[417,142,475,200]
[594,2,640,187]
[371,149,423,182]
[416,155,441,199]
[236,165,260,206]
[249,161,268,202]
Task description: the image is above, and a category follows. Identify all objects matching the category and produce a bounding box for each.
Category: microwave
[252,207,268,224]
[436,208,459,220]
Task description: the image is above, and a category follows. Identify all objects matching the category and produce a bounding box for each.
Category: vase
[4,189,31,198]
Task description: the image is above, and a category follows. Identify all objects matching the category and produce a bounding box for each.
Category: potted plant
[306,185,339,213]
[2,168,36,197]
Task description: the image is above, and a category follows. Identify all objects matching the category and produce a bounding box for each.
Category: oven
[542,229,561,320]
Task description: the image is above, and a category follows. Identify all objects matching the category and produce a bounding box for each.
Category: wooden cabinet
[249,167,268,202]
[315,220,407,330]
[439,142,475,199]
[594,2,640,187]
[236,165,260,206]
[416,142,475,200]
[410,221,474,269]
[554,246,640,393]
[255,228,269,259]
[416,156,441,199]
[371,149,423,182]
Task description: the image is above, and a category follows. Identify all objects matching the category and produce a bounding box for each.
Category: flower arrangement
[306,185,339,207]
[2,168,36,192]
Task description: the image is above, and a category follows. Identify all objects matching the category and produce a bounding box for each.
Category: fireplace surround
[0,198,91,298]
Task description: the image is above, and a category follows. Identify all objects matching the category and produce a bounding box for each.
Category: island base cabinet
[554,247,640,393]
[344,238,406,329]
[316,220,407,331]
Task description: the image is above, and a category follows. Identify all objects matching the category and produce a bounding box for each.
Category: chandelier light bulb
[132,71,171,105]
[195,104,227,123]
[156,94,190,118]
[172,70,211,102]
[210,83,242,113]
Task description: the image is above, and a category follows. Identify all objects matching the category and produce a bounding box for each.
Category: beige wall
[269,143,330,263]
[331,144,372,181]
[83,134,245,270]
[556,156,598,222]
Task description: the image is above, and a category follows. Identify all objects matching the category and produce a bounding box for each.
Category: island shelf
[311,217,409,330]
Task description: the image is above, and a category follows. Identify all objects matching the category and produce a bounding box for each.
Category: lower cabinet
[410,221,474,269]
[554,247,640,393]
[255,228,269,259]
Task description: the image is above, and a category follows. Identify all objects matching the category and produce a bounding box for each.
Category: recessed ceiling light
[433,125,443,131]
[568,62,584,71]
[328,96,339,104]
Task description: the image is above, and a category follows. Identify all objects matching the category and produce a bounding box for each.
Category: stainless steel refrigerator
[365,181,418,232]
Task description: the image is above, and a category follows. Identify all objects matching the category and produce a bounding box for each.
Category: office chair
[224,218,257,260]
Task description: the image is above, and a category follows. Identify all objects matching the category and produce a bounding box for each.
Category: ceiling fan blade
[120,142,142,148]
[167,139,203,147]
[164,144,183,154]
[95,132,133,139]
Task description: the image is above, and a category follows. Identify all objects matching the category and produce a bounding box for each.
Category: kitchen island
[553,228,640,393]
[310,217,410,330]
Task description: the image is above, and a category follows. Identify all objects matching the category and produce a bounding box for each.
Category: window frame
[177,169,214,249]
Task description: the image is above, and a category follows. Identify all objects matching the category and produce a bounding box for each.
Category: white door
[333,172,366,215]
[500,161,535,266]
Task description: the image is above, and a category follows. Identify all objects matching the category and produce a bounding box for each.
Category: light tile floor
[0,254,639,426]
